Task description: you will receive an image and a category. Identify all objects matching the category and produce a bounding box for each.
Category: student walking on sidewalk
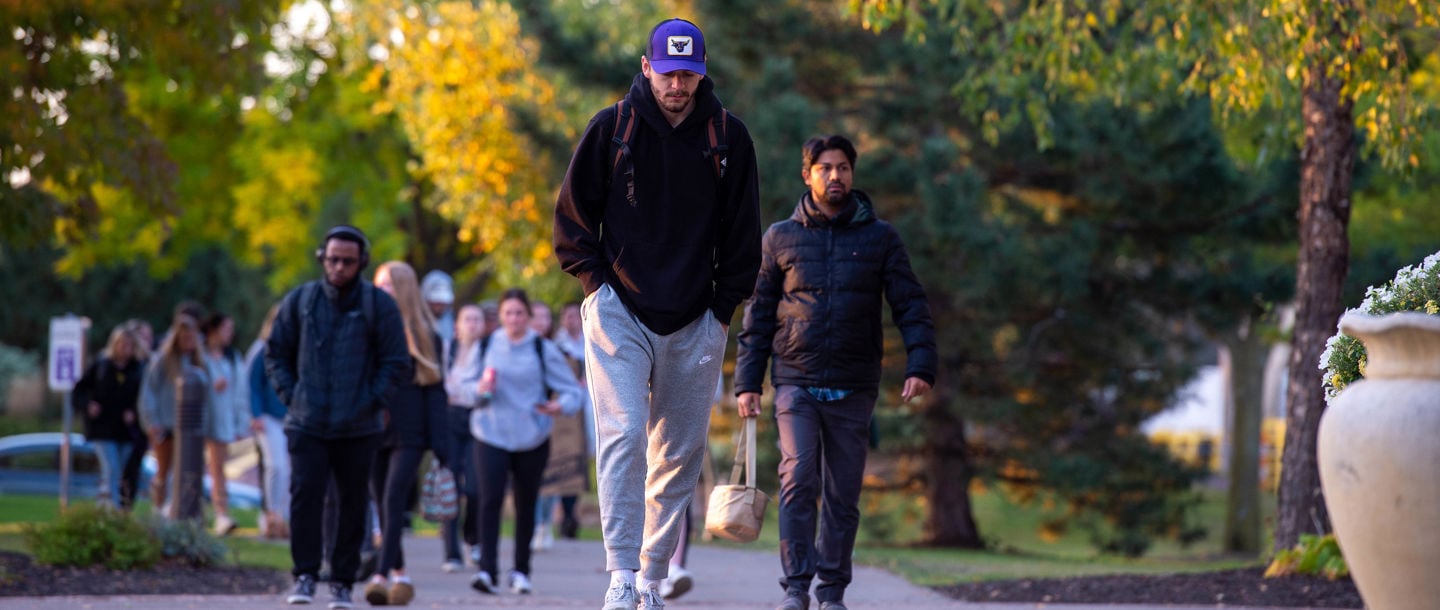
[553,17,761,610]
[266,225,409,609]
[452,289,582,597]
[363,261,451,606]
[736,135,937,610]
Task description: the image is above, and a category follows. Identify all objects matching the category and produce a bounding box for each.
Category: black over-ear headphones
[314,224,371,270]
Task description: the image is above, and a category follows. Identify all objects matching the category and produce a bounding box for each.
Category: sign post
[48,315,88,509]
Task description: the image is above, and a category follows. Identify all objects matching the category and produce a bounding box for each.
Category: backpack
[609,99,729,205]
[296,281,377,335]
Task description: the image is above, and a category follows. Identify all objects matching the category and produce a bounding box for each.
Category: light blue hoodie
[452,328,583,452]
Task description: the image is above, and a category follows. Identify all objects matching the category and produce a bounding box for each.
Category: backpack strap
[705,108,730,180]
[608,100,639,206]
[534,337,553,400]
[610,100,637,174]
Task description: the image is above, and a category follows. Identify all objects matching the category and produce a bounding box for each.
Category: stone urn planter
[1318,311,1440,610]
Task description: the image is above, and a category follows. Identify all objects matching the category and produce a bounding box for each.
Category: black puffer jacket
[265,278,410,439]
[735,190,937,393]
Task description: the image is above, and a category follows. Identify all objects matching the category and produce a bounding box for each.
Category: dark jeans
[371,445,426,574]
[474,438,548,579]
[120,424,148,509]
[441,423,477,561]
[774,385,876,603]
[289,430,381,585]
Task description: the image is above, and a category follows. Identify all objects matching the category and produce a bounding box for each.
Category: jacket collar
[627,72,723,136]
[791,189,878,229]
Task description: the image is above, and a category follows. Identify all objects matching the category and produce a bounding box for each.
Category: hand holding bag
[420,458,459,523]
[705,417,769,542]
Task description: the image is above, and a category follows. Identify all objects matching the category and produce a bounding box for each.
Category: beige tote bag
[704,417,769,542]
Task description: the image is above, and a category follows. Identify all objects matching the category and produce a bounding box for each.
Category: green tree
[0,0,278,250]
[854,0,1439,552]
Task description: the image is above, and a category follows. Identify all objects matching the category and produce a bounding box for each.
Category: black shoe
[287,574,317,604]
[560,515,579,539]
[356,552,378,582]
[819,602,848,610]
[776,591,810,610]
[328,583,353,609]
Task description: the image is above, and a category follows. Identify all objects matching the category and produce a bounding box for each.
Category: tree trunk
[1274,38,1355,552]
[1222,320,1267,555]
[921,383,984,548]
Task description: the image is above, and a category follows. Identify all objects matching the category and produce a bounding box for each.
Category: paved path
[0,533,1338,610]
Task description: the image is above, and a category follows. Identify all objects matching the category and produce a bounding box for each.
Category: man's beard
[658,93,690,113]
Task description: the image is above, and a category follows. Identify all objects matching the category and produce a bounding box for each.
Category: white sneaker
[441,559,464,573]
[213,514,237,536]
[509,570,532,595]
[660,566,693,600]
[530,525,554,551]
[470,571,496,594]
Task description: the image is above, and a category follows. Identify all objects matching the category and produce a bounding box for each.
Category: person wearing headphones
[265,225,411,609]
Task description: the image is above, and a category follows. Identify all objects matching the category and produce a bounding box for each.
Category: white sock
[610,570,636,588]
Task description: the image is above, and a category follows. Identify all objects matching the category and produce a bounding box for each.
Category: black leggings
[473,439,549,579]
[371,445,427,574]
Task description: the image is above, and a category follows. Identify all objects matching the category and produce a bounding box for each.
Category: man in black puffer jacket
[735,135,937,610]
[266,225,409,608]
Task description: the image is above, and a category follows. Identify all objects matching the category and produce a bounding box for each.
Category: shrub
[1321,251,1440,400]
[147,517,228,567]
[1266,533,1349,580]
[23,504,160,569]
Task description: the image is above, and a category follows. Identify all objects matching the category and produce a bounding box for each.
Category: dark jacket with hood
[554,73,762,334]
[265,277,410,439]
[735,190,937,393]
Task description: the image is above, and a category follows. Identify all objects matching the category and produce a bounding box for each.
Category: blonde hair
[157,314,203,380]
[258,303,281,342]
[102,325,138,364]
[121,319,153,362]
[376,261,442,385]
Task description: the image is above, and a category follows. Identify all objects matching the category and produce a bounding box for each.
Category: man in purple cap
[554,16,761,610]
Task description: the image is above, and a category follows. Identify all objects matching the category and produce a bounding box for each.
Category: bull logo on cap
[668,36,694,56]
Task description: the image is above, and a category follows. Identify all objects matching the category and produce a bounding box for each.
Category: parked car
[0,432,262,509]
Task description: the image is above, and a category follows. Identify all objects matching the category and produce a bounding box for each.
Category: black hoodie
[554,73,761,335]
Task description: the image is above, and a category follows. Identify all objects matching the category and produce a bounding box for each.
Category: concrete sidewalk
[0,532,1329,610]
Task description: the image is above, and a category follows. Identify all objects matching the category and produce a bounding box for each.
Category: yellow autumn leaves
[355,1,566,285]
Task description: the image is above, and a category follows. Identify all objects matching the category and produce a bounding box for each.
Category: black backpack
[609,99,729,205]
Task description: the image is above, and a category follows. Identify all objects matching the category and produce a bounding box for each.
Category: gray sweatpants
[582,284,726,580]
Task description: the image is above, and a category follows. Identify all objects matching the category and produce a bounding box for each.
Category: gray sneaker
[776,591,811,610]
[638,586,665,609]
[602,582,637,610]
[286,574,317,604]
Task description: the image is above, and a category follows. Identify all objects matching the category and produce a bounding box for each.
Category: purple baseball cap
[647,18,706,75]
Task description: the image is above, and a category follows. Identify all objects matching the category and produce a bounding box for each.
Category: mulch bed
[0,549,1365,607]
[936,567,1363,608]
[0,551,289,597]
